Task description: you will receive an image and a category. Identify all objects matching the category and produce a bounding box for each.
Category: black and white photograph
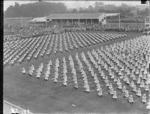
[3,0,150,114]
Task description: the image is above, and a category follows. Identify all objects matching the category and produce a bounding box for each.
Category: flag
[101,14,106,25]
[102,18,106,25]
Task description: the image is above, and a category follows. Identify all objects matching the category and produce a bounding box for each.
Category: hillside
[4,2,68,18]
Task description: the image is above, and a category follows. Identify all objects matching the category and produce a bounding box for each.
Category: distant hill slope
[4,2,150,18]
[4,2,68,18]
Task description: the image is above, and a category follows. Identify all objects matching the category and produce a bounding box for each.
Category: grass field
[3,31,149,114]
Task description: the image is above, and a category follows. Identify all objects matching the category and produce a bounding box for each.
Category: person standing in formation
[147,61,150,85]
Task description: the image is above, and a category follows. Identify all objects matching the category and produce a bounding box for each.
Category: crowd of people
[51,23,146,33]
[104,23,145,32]
[21,35,150,107]
[4,20,147,41]
[106,16,144,23]
[3,32,126,66]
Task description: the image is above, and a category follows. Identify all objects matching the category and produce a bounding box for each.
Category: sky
[3,1,147,11]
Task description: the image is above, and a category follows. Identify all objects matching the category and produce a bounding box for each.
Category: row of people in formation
[44,60,52,80]
[91,59,149,99]
[36,63,43,78]
[52,32,82,53]
[81,50,149,102]
[4,36,47,65]
[21,64,148,105]
[4,31,149,67]
[62,57,68,86]
[53,37,58,54]
[4,35,48,65]
[69,59,79,89]
[99,36,149,60]
[61,32,90,50]
[23,37,44,61]
[4,31,127,67]
[22,50,149,93]
[80,52,104,96]
[24,60,53,79]
[21,48,149,101]
[82,53,110,98]
[39,36,51,57]
[75,53,90,92]
[102,69,147,104]
[105,75,148,104]
[86,46,148,90]
[78,53,142,102]
[63,36,69,51]
[87,45,149,89]
[54,59,59,83]
[66,34,74,50]
[4,38,32,65]
[93,47,147,77]
[59,36,63,52]
[68,33,78,49]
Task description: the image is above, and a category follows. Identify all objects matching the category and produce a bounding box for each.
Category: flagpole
[78,8,79,25]
[104,5,105,25]
[144,17,146,34]
[105,12,107,25]
[45,2,47,28]
[20,16,23,26]
[119,12,120,29]
[148,1,150,17]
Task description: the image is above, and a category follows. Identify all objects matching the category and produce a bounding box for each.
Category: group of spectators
[4,20,147,41]
[106,16,144,23]
[103,23,145,32]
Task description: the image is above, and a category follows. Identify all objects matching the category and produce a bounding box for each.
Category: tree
[94,2,104,12]
[71,9,77,13]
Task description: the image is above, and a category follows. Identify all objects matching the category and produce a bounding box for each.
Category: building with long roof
[47,13,119,24]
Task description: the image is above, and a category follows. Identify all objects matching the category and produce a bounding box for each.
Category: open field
[4,31,150,114]
[4,18,33,25]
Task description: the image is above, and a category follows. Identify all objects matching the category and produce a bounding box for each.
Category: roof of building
[47,13,119,20]
[47,13,104,20]
[106,13,119,17]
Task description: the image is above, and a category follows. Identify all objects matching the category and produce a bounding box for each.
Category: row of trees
[71,2,149,17]
[4,2,150,18]
[4,2,67,17]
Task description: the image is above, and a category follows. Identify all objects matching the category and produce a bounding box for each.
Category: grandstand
[47,13,118,24]
[26,13,147,33]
